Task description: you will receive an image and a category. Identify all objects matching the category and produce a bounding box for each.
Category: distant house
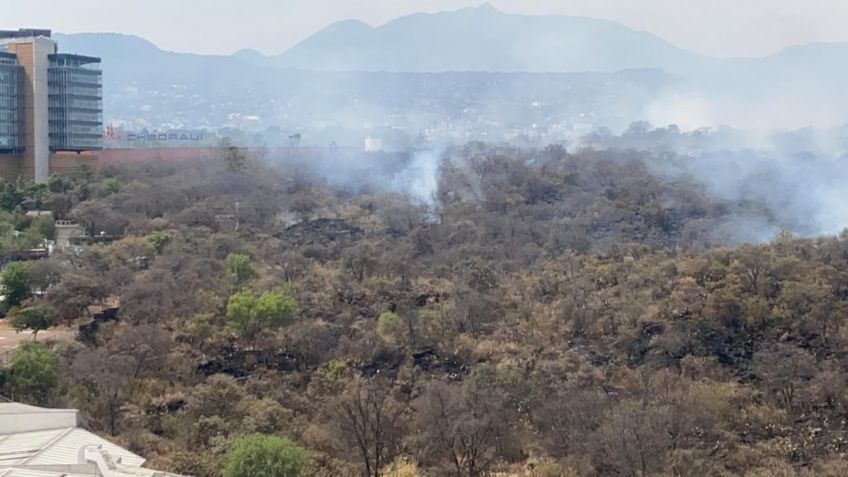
[55,219,85,252]
[0,402,187,477]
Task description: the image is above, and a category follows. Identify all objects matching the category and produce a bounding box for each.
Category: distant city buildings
[0,29,102,183]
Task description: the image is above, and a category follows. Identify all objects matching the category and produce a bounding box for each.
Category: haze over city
[6,0,848,57]
[2,3,848,477]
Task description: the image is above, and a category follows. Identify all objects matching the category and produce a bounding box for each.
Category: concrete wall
[49,152,95,175]
[0,409,80,434]
[96,146,366,164]
[5,38,56,183]
[0,152,21,179]
[31,38,52,183]
[0,152,93,182]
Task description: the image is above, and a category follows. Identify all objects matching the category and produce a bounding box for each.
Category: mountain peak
[458,2,502,15]
[274,5,699,73]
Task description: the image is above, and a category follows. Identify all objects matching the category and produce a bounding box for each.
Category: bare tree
[413,378,510,477]
[69,324,172,434]
[752,343,817,410]
[330,377,406,477]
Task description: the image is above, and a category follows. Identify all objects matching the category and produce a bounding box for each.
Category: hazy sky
[3,0,847,57]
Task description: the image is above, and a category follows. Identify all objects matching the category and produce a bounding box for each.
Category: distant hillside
[51,32,670,136]
[250,3,706,73]
[53,33,280,128]
[51,7,848,132]
[54,32,252,91]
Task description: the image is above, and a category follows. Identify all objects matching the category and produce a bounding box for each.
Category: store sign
[126,132,205,142]
[104,126,205,142]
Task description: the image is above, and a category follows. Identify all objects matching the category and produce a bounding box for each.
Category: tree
[0,179,24,212]
[226,289,298,342]
[1,261,31,314]
[70,325,172,434]
[752,343,817,410]
[330,378,406,477]
[221,137,248,171]
[382,458,423,477]
[49,192,73,220]
[412,378,510,477]
[376,311,404,344]
[147,231,174,254]
[533,388,607,458]
[30,215,56,241]
[224,434,309,477]
[118,270,178,324]
[71,200,128,237]
[343,244,377,282]
[227,253,257,288]
[27,259,64,296]
[47,174,73,194]
[10,304,59,339]
[6,341,57,405]
[47,271,107,321]
[276,250,309,283]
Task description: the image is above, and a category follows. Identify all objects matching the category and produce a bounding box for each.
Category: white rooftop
[0,403,187,477]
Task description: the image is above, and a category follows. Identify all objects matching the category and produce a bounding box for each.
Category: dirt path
[0,321,75,362]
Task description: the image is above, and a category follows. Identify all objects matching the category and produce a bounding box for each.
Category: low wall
[97,146,365,164]
[96,147,217,164]
[0,153,22,180]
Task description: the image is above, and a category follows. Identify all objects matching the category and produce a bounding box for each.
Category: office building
[0,29,102,183]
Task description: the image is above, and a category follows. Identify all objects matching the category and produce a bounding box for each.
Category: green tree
[224,434,309,477]
[17,227,46,249]
[147,231,174,254]
[226,289,298,342]
[10,304,59,340]
[47,174,73,194]
[0,180,23,212]
[7,341,57,405]
[227,253,257,288]
[377,311,404,344]
[100,177,122,194]
[30,215,56,241]
[21,181,48,209]
[1,261,31,314]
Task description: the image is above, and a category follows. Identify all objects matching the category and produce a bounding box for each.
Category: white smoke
[389,149,442,205]
[639,129,848,237]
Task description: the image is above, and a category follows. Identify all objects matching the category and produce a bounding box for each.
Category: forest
[1,143,848,477]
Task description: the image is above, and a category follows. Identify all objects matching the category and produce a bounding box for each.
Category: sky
[2,0,847,58]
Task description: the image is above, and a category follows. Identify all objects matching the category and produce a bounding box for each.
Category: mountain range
[52,3,848,133]
[56,4,848,78]
[236,3,704,73]
[230,3,848,76]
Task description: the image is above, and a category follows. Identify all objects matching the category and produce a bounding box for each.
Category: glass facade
[0,53,21,153]
[48,54,103,151]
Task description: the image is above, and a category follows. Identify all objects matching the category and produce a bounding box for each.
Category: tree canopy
[1,261,31,313]
[4,341,57,405]
[223,434,309,477]
[13,145,848,477]
[226,289,298,341]
[10,304,59,339]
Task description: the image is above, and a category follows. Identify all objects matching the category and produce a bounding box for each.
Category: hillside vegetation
[2,146,848,477]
